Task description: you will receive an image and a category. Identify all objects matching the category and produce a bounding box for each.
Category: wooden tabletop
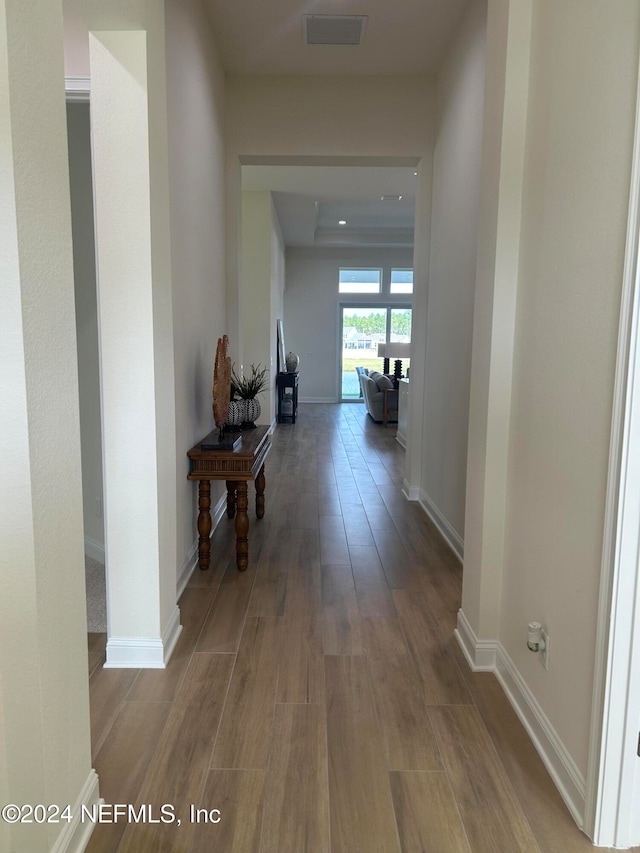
[187,425,271,481]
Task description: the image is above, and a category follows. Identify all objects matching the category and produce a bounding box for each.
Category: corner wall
[1,1,94,848]
[240,190,285,426]
[500,0,640,779]
[420,0,487,548]
[459,0,640,829]
[165,0,229,585]
[67,101,104,556]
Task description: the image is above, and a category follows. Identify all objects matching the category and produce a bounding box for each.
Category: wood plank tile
[363,503,397,532]
[211,617,280,769]
[86,702,171,853]
[277,568,324,703]
[89,667,138,758]
[363,617,442,771]
[393,588,473,705]
[468,673,599,852]
[190,769,265,853]
[325,655,401,853]
[373,529,421,589]
[260,704,330,853]
[321,564,365,655]
[247,534,290,618]
[128,585,216,702]
[319,516,350,565]
[117,653,234,853]
[350,545,397,619]
[196,562,256,653]
[318,483,342,515]
[389,771,471,853]
[342,505,375,547]
[429,706,541,853]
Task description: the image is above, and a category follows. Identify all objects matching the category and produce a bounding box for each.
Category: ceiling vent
[303,15,367,46]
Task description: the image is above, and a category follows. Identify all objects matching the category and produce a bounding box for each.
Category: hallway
[86,404,603,852]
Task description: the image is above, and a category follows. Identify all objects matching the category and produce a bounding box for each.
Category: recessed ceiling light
[338,219,347,225]
[413,171,418,176]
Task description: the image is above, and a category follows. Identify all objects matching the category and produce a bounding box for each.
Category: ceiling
[214,1,471,248]
[242,165,417,248]
[204,0,470,77]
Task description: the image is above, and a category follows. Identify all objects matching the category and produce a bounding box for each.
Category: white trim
[176,493,226,598]
[84,536,105,564]
[495,645,587,830]
[402,478,420,501]
[65,76,91,102]
[299,396,336,403]
[455,608,497,670]
[50,769,100,853]
[395,433,406,449]
[455,609,587,831]
[418,488,464,561]
[586,48,640,849]
[176,540,199,601]
[104,605,182,669]
[268,417,277,435]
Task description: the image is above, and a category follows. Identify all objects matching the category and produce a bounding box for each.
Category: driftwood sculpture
[213,334,232,432]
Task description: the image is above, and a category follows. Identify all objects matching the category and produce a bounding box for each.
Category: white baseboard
[402,479,421,501]
[84,536,105,564]
[455,608,587,831]
[50,769,100,853]
[176,493,227,598]
[104,604,182,669]
[396,434,407,449]
[268,417,277,435]
[455,608,497,670]
[65,76,90,103]
[495,645,586,830]
[299,397,336,403]
[418,489,464,562]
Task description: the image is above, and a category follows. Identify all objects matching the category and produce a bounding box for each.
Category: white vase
[226,400,242,428]
[242,398,261,425]
[285,352,299,373]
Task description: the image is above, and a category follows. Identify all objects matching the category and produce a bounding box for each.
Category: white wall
[67,102,104,554]
[269,196,285,420]
[240,190,285,425]
[421,0,487,545]
[226,74,434,379]
[499,0,640,777]
[1,1,93,848]
[165,0,228,582]
[285,247,414,401]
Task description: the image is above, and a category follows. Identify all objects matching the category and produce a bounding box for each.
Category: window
[339,268,382,294]
[340,305,411,399]
[390,269,413,294]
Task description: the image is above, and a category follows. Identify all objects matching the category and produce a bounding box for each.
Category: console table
[277,372,299,423]
[187,425,271,571]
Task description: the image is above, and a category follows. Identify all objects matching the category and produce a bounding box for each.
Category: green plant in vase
[231,363,269,427]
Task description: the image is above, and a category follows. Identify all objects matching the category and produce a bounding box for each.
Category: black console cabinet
[277,372,299,424]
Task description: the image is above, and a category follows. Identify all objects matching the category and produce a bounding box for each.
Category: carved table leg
[226,480,236,518]
[255,464,266,519]
[197,480,212,571]
[235,481,249,571]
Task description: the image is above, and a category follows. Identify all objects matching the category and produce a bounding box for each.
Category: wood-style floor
[86,403,612,853]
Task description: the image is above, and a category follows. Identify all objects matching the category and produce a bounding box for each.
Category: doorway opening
[340,304,412,400]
